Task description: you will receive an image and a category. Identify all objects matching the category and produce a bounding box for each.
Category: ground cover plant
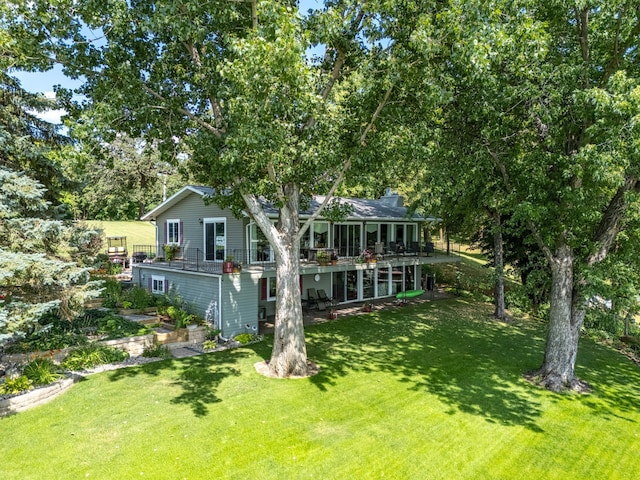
[0,298,638,479]
[2,309,150,354]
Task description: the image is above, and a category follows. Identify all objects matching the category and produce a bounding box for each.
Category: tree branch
[297,157,353,241]
[601,6,640,86]
[359,82,394,146]
[485,144,555,265]
[588,176,639,265]
[141,85,223,138]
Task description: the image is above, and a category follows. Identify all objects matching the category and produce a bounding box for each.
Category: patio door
[204,218,226,261]
[333,271,359,302]
[334,224,361,257]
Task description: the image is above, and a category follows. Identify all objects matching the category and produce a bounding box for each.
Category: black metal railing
[130,241,461,274]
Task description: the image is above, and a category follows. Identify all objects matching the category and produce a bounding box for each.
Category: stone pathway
[170,346,204,358]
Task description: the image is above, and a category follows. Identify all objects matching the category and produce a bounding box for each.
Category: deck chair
[307,288,320,310]
[316,289,333,310]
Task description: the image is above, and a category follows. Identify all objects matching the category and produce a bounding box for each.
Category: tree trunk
[493,212,506,320]
[267,187,309,378]
[533,243,587,392]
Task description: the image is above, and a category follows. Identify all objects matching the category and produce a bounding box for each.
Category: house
[132,186,460,338]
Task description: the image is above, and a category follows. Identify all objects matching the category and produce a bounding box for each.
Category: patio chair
[316,289,334,310]
[307,288,320,310]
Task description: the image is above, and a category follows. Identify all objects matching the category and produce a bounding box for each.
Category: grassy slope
[1,299,639,479]
[85,220,156,253]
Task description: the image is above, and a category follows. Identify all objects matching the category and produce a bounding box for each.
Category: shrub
[203,340,219,350]
[124,286,157,309]
[142,344,172,359]
[0,376,34,395]
[23,358,63,385]
[234,333,254,344]
[3,331,89,354]
[97,314,150,339]
[61,345,129,370]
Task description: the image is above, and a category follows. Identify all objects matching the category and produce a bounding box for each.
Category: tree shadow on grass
[306,299,547,432]
[107,350,250,417]
[575,339,640,423]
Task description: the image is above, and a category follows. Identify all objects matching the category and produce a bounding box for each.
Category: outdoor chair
[424,242,435,256]
[316,289,334,310]
[307,288,320,310]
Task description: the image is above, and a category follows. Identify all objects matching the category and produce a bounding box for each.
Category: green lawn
[86,220,156,253]
[2,299,639,479]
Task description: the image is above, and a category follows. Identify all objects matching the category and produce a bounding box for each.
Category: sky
[12,0,323,125]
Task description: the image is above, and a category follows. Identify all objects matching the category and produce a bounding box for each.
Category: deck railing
[131,241,461,274]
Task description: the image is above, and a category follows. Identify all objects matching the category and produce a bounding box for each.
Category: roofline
[140,185,208,221]
[141,185,440,223]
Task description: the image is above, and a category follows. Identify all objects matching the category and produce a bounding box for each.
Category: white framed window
[167,219,181,245]
[268,277,277,301]
[248,222,273,263]
[151,275,166,294]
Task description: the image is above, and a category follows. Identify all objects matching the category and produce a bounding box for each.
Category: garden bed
[0,374,81,417]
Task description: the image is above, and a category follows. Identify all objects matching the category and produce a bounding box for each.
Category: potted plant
[316,251,330,266]
[223,255,234,273]
[164,244,179,261]
[233,262,242,273]
[330,253,338,266]
[361,249,376,263]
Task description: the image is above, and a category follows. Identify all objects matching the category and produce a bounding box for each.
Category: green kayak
[396,289,424,300]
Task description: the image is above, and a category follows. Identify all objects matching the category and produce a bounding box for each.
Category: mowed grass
[85,220,156,252]
[1,299,639,479]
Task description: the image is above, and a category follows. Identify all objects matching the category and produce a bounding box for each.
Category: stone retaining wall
[1,334,155,366]
[100,334,154,356]
[0,374,81,417]
[0,329,204,417]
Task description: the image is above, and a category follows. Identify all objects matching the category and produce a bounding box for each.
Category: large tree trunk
[532,243,587,392]
[267,187,309,378]
[493,212,506,320]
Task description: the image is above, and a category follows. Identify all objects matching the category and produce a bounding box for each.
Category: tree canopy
[3,0,640,388]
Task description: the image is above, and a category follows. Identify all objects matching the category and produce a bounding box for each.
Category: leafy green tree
[0,72,70,206]
[409,0,640,391]
[63,132,183,220]
[3,0,422,377]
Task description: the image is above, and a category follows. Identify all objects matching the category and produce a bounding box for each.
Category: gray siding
[133,266,221,325]
[155,191,247,257]
[220,273,260,338]
[133,265,259,339]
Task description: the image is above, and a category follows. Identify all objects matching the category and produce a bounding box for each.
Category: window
[248,222,273,263]
[313,222,329,248]
[268,277,277,301]
[151,275,166,294]
[167,219,180,245]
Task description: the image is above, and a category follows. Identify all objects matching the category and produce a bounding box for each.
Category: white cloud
[38,109,66,125]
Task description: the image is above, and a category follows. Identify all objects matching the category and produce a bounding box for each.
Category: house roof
[140,185,214,221]
[140,185,435,223]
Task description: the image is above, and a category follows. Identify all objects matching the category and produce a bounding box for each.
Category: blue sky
[13,0,323,124]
